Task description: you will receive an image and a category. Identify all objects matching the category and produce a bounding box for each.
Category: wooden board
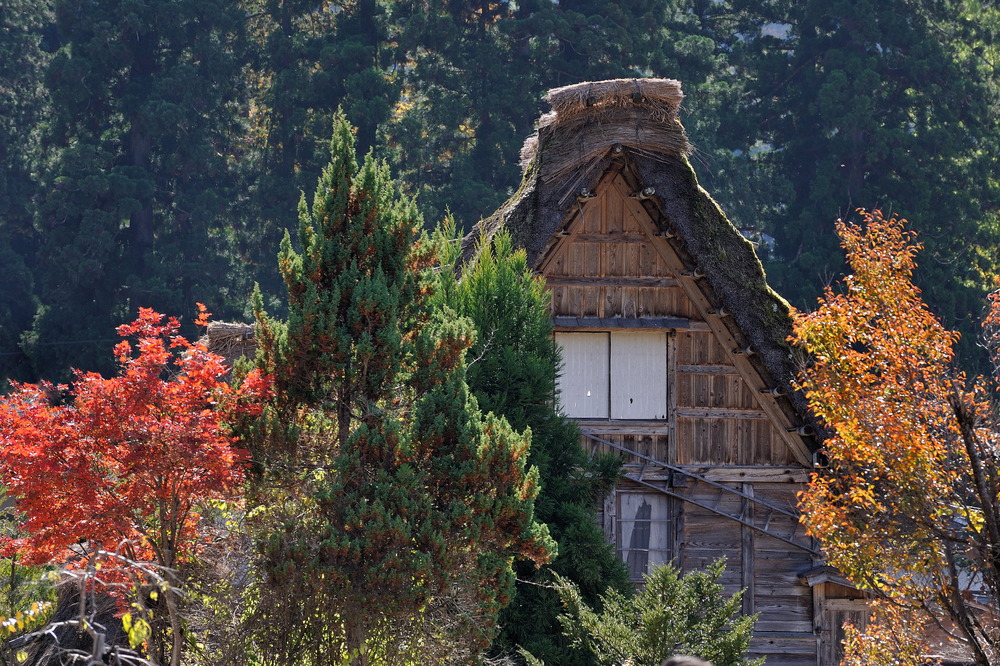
[555,332,610,417]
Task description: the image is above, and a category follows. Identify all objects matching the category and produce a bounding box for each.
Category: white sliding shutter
[611,330,667,419]
[555,332,610,418]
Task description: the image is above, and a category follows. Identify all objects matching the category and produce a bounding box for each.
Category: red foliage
[0,306,270,574]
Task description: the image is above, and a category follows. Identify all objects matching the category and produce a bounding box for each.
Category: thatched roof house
[201,321,256,373]
[467,79,858,665]
[466,78,818,446]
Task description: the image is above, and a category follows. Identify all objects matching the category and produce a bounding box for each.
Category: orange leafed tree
[0,306,269,666]
[793,210,1000,665]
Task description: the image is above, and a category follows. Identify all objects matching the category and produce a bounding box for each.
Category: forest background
[4,0,1000,385]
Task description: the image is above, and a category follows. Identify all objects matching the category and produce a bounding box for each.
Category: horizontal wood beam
[677,363,739,375]
[821,599,870,611]
[544,275,679,288]
[571,232,648,243]
[618,464,810,483]
[679,466,811,483]
[552,316,689,329]
[582,422,672,435]
[676,408,769,420]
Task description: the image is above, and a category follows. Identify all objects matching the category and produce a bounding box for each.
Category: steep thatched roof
[466,78,818,445]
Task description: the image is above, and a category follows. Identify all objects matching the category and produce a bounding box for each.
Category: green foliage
[725,0,1000,365]
[244,113,554,665]
[25,0,248,380]
[236,0,398,305]
[387,1,684,229]
[0,0,51,384]
[433,226,629,663]
[544,559,762,666]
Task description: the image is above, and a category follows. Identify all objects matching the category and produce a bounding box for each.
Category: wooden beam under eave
[544,276,680,288]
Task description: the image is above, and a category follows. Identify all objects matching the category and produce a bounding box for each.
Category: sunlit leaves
[793,209,1000,661]
[1,601,51,635]
[121,611,152,650]
[0,306,269,575]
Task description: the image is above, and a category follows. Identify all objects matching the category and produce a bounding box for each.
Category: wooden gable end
[538,166,826,662]
[539,168,810,469]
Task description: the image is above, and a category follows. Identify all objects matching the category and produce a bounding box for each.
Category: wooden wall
[542,166,834,664]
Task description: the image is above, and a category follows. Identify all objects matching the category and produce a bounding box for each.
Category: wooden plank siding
[544,168,826,664]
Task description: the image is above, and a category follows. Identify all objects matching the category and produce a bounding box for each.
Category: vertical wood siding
[543,168,825,664]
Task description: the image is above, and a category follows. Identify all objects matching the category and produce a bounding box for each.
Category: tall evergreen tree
[0,0,52,384]
[244,114,554,665]
[725,0,1000,363]
[387,1,762,236]
[28,0,247,379]
[434,229,629,664]
[238,0,398,301]
[643,1,784,240]
[388,0,534,227]
[531,0,671,89]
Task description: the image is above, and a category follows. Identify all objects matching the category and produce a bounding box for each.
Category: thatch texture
[202,321,256,371]
[545,78,683,122]
[466,78,818,444]
[520,79,690,186]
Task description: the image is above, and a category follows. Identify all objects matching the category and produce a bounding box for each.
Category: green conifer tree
[27,0,247,380]
[245,113,554,666]
[725,0,1000,364]
[434,229,629,664]
[544,559,761,666]
[237,0,398,302]
[0,0,52,384]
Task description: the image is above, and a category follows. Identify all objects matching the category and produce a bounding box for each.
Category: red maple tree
[0,306,269,665]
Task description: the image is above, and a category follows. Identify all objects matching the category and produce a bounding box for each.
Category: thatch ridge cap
[545,78,684,119]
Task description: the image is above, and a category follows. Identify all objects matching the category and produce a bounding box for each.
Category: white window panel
[611,330,667,419]
[618,492,672,578]
[555,332,610,418]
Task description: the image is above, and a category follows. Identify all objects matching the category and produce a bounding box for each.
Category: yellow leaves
[1,600,52,634]
[121,612,151,650]
[962,505,986,534]
[792,208,1000,624]
[392,97,415,122]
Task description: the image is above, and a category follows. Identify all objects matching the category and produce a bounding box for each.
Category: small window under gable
[618,491,672,579]
[555,330,667,420]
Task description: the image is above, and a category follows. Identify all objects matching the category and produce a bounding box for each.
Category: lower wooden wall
[599,472,829,665]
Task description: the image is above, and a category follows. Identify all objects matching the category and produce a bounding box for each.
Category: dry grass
[201,321,256,372]
[545,78,683,121]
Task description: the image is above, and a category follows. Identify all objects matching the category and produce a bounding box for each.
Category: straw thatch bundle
[545,78,683,122]
[201,321,256,372]
[520,78,690,183]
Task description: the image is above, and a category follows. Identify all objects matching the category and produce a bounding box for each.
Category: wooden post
[741,482,756,617]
